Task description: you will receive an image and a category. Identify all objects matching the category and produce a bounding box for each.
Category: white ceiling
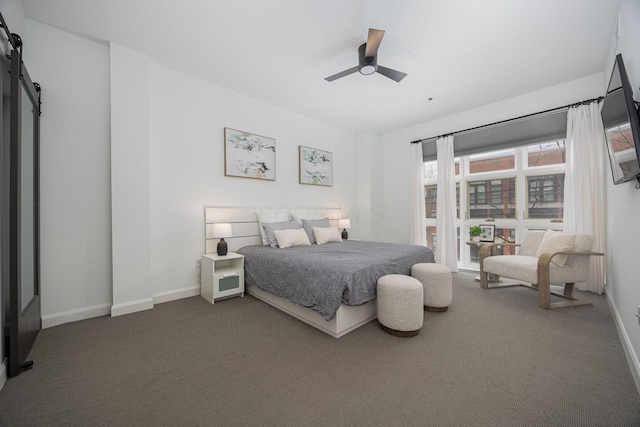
[20,0,618,134]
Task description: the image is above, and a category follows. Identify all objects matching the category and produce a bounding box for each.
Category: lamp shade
[337,219,351,229]
[211,223,233,239]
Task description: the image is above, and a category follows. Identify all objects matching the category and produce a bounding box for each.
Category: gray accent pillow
[301,218,330,244]
[262,220,301,247]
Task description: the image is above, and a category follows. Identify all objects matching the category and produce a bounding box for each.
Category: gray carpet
[1,272,639,426]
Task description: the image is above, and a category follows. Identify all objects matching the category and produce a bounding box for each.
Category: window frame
[423,140,565,269]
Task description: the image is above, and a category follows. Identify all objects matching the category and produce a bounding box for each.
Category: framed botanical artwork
[480,224,495,242]
[299,146,333,186]
[224,128,276,180]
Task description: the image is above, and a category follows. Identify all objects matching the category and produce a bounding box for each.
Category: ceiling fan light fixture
[360,64,376,75]
[324,29,407,83]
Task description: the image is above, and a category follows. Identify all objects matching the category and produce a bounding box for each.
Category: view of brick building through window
[423,141,566,264]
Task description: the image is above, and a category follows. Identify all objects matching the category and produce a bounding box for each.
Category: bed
[204,206,435,337]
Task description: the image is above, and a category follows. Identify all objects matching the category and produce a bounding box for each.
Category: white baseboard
[42,303,112,329]
[0,357,7,392]
[111,298,154,317]
[40,288,200,328]
[152,286,200,305]
[606,291,640,395]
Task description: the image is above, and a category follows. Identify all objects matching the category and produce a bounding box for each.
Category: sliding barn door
[6,47,41,377]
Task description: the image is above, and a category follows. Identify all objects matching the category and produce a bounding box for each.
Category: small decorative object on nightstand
[211,223,233,256]
[200,252,245,304]
[338,218,351,240]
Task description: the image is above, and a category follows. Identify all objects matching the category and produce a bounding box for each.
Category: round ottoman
[411,263,452,312]
[376,274,424,337]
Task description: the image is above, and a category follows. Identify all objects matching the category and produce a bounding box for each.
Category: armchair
[479,230,604,309]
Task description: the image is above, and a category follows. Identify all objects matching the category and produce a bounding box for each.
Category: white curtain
[436,135,458,272]
[563,102,605,293]
[409,142,426,245]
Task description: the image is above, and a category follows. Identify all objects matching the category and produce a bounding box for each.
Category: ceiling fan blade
[364,28,385,59]
[377,65,407,82]
[324,66,359,82]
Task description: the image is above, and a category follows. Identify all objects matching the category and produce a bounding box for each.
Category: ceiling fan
[325,28,407,83]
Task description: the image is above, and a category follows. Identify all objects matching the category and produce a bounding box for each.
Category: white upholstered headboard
[204,206,342,254]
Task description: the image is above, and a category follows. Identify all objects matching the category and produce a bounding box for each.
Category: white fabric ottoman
[411,263,453,312]
[376,274,424,337]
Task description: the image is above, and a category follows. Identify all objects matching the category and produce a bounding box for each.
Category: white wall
[603,0,640,391]
[9,16,359,327]
[110,43,152,316]
[379,73,605,244]
[0,0,24,50]
[355,131,384,241]
[23,20,112,326]
[148,64,357,298]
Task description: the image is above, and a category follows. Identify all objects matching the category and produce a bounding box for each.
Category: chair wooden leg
[563,283,574,297]
[479,268,489,289]
[537,259,551,309]
[538,281,551,309]
[479,245,490,289]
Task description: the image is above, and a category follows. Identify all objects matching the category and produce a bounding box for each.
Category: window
[527,174,564,219]
[426,226,437,250]
[423,141,565,270]
[424,183,460,218]
[423,160,460,180]
[425,185,437,218]
[468,182,485,205]
[469,149,515,173]
[425,226,460,260]
[527,140,565,167]
[490,180,503,204]
[468,178,516,219]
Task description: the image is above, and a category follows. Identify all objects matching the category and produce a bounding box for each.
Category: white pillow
[313,227,343,245]
[535,230,575,267]
[256,211,290,245]
[301,218,330,244]
[262,221,301,247]
[274,228,311,248]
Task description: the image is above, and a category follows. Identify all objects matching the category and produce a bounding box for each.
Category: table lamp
[212,223,233,256]
[338,219,351,240]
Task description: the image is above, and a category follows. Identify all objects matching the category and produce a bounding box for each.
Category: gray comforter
[237,240,434,320]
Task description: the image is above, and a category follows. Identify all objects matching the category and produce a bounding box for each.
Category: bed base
[246,284,377,338]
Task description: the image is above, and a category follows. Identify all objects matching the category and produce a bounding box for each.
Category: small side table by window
[200,252,245,304]
[467,241,519,283]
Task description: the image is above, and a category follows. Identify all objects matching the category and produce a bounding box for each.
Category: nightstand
[200,252,245,304]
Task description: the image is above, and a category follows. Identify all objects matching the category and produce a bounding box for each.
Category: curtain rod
[410,96,604,144]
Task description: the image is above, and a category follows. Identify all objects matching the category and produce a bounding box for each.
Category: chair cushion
[518,230,546,257]
[565,234,594,268]
[484,255,580,285]
[535,231,575,267]
[484,255,540,284]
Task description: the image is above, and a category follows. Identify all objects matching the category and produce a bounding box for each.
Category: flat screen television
[601,54,640,185]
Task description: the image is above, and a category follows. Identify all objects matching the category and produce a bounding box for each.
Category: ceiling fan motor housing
[358,43,377,75]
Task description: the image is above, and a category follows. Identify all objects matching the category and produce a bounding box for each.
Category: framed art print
[224,128,276,180]
[299,146,333,186]
[480,224,495,242]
